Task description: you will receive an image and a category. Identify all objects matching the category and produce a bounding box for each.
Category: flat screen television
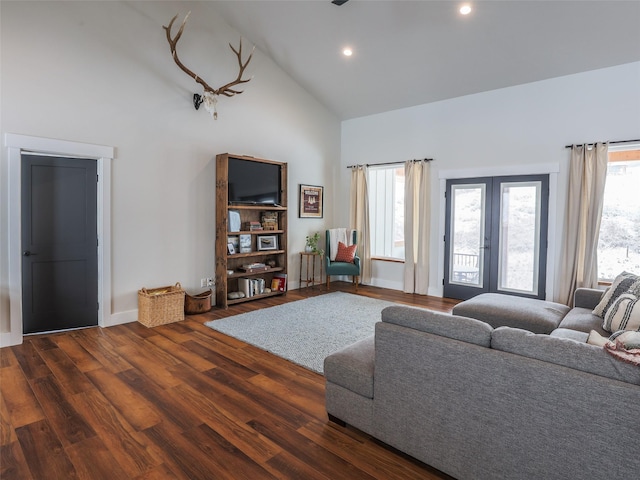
[227,157,281,205]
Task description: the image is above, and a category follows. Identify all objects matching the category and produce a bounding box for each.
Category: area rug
[205,292,397,374]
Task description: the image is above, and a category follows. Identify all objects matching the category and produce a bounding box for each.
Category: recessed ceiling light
[460,4,472,15]
[343,47,353,57]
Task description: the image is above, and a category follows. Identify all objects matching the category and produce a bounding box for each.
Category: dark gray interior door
[21,154,98,334]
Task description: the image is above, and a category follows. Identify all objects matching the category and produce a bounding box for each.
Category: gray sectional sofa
[324,288,640,480]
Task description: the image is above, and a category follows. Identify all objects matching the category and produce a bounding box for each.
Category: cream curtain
[557,143,608,305]
[403,160,431,294]
[350,165,372,285]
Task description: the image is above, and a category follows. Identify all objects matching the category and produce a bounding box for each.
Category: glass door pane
[497,182,542,295]
[450,184,485,287]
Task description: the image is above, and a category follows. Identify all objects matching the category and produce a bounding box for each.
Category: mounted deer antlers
[163,12,254,119]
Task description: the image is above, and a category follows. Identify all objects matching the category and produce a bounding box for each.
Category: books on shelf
[261,211,279,230]
[238,262,269,273]
[243,262,266,269]
[238,277,266,297]
[271,273,287,292]
[244,221,263,231]
[238,278,251,297]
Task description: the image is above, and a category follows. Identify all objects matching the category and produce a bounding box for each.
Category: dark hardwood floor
[1,282,459,479]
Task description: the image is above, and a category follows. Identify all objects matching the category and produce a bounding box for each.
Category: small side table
[299,252,324,288]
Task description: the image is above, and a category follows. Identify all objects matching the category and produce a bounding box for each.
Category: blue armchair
[325,230,361,290]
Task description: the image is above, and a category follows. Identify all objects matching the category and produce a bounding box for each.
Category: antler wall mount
[163,12,254,120]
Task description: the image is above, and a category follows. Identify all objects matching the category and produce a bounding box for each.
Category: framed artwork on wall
[299,184,323,218]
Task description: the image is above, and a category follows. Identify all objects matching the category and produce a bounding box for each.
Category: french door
[444,175,549,300]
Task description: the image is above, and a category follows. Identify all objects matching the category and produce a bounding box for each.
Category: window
[597,147,640,282]
[368,166,405,260]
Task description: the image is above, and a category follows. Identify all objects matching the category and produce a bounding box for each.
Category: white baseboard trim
[369,277,404,292]
[0,309,138,347]
[364,278,443,298]
[0,331,23,348]
[106,309,138,327]
[428,286,443,297]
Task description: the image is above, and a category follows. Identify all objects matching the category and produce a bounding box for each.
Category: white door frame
[3,133,113,347]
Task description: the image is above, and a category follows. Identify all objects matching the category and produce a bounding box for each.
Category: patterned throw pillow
[592,271,640,332]
[608,330,640,349]
[593,271,640,318]
[602,292,640,333]
[334,242,357,263]
[604,330,640,366]
[587,330,640,366]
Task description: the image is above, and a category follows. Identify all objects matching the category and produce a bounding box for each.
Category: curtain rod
[347,158,433,169]
[564,139,640,149]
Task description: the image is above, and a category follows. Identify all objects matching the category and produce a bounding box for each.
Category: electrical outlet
[206,277,214,287]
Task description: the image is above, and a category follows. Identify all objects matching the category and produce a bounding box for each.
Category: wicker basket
[138,282,185,327]
[185,289,212,314]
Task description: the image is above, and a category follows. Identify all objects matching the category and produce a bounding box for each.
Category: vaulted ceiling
[209,0,640,120]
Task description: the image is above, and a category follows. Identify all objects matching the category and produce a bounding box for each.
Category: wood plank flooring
[1,282,459,480]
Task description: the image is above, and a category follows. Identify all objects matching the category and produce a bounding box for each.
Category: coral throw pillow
[335,242,357,263]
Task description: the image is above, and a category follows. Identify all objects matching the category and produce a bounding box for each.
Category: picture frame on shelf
[227,243,236,255]
[257,235,278,251]
[299,184,323,218]
[228,210,241,232]
[239,234,252,253]
[227,236,239,250]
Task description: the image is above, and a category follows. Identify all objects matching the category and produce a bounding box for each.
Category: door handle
[23,251,37,256]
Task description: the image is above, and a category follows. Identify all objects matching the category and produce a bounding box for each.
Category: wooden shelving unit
[215,154,288,308]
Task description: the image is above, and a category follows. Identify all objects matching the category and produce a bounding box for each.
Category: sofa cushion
[593,271,640,318]
[381,305,492,347]
[324,335,375,398]
[452,293,570,334]
[550,328,588,343]
[491,327,640,386]
[558,307,608,336]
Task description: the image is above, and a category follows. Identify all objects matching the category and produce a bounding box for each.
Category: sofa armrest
[573,288,604,310]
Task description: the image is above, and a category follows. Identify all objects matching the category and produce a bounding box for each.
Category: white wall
[341,62,640,297]
[0,1,340,344]
[2,2,639,346]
